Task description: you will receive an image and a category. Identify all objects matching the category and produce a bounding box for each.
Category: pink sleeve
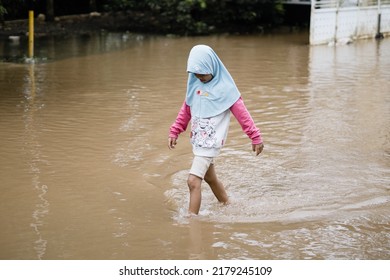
[230,97,263,145]
[169,101,191,139]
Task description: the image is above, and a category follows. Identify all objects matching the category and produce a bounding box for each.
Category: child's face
[194,73,213,83]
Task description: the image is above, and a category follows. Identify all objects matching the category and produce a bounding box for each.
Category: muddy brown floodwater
[0,32,389,259]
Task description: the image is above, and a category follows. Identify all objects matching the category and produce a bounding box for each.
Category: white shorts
[189,156,214,179]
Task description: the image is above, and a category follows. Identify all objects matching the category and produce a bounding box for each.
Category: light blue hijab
[186,45,241,118]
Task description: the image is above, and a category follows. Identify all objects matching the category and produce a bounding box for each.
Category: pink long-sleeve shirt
[169,97,262,156]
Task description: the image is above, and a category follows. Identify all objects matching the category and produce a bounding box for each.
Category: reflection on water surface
[0,32,389,259]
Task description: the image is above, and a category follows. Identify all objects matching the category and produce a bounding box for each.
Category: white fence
[310,0,390,45]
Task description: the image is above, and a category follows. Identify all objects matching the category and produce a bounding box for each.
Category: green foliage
[102,0,135,11]
[1,0,285,34]
[1,0,27,20]
[0,5,7,17]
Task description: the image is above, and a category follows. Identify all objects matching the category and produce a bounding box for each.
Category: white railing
[310,0,390,44]
[313,0,390,9]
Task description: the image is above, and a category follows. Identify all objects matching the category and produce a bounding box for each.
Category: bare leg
[187,174,202,215]
[204,164,229,204]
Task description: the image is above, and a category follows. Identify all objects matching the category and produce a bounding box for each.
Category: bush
[103,0,284,34]
[1,0,285,35]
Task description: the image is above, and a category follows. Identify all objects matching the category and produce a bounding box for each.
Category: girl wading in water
[168,45,263,215]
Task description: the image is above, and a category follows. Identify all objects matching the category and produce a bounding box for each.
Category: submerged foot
[186,211,199,218]
[221,198,231,206]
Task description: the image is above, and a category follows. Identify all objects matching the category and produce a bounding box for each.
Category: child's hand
[252,143,264,156]
[168,137,177,150]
